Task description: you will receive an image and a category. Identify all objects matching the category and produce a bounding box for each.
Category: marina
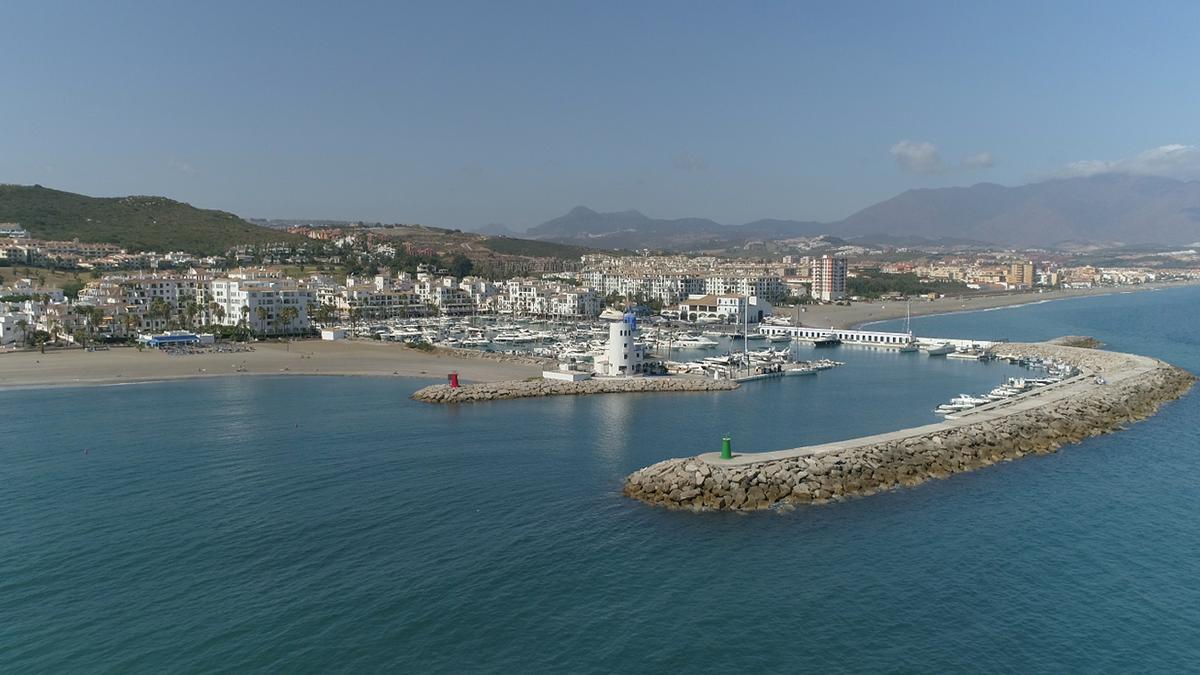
[344,313,860,382]
[345,312,1021,387]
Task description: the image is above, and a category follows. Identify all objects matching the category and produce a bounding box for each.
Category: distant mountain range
[835,174,1200,247]
[526,206,826,249]
[526,174,1200,250]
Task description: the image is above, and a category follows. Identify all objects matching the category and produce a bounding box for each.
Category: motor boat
[673,334,720,349]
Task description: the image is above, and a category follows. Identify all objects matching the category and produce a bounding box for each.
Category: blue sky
[4,1,1200,229]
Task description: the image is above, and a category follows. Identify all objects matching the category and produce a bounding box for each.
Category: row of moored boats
[934,357,1082,415]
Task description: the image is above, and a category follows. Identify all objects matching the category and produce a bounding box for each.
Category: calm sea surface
[3,286,1199,672]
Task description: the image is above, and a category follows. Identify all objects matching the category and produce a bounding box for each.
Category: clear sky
[4,1,1200,230]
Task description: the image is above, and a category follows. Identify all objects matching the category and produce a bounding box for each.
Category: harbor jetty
[623,341,1195,512]
[412,375,738,403]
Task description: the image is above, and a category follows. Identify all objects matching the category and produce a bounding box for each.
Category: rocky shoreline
[412,375,739,403]
[623,342,1195,512]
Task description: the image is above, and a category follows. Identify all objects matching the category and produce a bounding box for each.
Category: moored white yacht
[923,342,956,356]
[673,334,720,349]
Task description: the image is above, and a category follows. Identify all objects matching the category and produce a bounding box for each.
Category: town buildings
[578,254,786,305]
[5,240,1196,352]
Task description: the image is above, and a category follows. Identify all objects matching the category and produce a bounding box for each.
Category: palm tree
[67,306,87,345]
[91,306,105,343]
[278,306,299,334]
[73,306,96,346]
[255,306,269,335]
[313,303,335,325]
[15,318,28,345]
[239,305,250,341]
[185,301,200,330]
[148,297,171,329]
[123,313,139,339]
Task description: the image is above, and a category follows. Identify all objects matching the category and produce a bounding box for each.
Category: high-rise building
[1007,261,1035,288]
[811,255,847,302]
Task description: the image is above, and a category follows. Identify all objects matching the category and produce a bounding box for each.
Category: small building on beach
[141,331,206,348]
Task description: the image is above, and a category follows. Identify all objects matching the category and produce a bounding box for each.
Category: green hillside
[0,184,301,255]
[481,235,605,259]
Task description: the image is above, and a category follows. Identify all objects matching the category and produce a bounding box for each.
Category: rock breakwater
[624,343,1195,512]
[412,376,738,403]
[428,345,555,367]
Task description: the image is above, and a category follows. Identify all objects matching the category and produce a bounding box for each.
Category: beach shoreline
[0,339,544,392]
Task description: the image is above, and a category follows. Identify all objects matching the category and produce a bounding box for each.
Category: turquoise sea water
[3,286,1199,672]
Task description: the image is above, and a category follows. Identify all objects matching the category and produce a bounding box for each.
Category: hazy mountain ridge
[528,206,825,249]
[529,174,1200,250]
[834,174,1200,246]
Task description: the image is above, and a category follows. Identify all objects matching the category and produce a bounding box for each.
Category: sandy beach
[787,281,1200,330]
[0,340,544,390]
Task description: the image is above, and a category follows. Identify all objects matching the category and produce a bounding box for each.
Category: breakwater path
[624,342,1195,511]
[412,375,738,403]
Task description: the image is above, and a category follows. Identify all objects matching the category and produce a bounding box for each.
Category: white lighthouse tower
[597,312,645,377]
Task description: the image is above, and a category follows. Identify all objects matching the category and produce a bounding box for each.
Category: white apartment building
[209,276,314,334]
[499,279,548,316]
[548,289,603,318]
[811,255,847,302]
[671,294,773,323]
[333,285,424,319]
[422,284,475,316]
[77,272,208,334]
[703,275,785,299]
[0,311,33,346]
[458,277,500,309]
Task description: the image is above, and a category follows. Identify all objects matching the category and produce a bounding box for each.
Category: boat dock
[731,365,823,383]
[758,325,996,351]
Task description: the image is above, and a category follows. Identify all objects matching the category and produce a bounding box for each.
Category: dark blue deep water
[3,286,1199,673]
